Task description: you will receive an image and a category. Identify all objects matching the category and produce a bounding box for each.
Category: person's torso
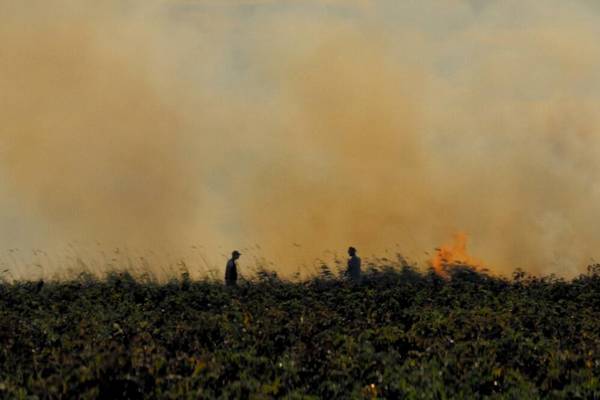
[348,256,361,276]
[226,259,238,279]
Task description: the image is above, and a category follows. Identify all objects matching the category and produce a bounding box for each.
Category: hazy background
[2,0,600,278]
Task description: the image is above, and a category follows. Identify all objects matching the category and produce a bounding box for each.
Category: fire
[431,232,484,275]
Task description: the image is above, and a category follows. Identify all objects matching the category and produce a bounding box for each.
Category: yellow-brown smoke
[1,1,600,278]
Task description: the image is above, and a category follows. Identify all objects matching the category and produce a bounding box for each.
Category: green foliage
[1,266,600,398]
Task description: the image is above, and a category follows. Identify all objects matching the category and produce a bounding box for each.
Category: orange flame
[431,232,484,275]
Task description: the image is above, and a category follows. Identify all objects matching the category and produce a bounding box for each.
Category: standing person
[225,250,241,287]
[347,246,361,282]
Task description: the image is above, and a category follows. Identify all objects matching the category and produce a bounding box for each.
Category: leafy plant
[1,264,599,398]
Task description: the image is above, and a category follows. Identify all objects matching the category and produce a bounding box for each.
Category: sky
[1,0,600,278]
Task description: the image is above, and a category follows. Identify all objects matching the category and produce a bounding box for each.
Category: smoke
[1,0,600,277]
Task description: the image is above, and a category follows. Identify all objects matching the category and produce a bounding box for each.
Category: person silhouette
[347,246,361,282]
[225,250,241,286]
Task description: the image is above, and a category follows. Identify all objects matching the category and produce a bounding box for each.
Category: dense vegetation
[1,264,600,399]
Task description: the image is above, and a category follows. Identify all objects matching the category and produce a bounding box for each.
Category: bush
[1,266,599,398]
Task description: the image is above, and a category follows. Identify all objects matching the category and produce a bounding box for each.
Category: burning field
[2,1,600,398]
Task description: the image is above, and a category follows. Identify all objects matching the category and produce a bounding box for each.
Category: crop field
[1,265,600,399]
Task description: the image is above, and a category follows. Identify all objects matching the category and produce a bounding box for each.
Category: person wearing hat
[346,246,361,282]
[225,250,241,286]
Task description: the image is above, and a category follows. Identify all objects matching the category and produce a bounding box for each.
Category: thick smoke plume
[1,0,600,278]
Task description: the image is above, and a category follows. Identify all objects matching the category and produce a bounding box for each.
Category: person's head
[348,247,357,257]
[232,250,241,260]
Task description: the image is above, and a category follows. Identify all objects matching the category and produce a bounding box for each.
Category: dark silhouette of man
[347,246,361,281]
[225,250,241,286]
